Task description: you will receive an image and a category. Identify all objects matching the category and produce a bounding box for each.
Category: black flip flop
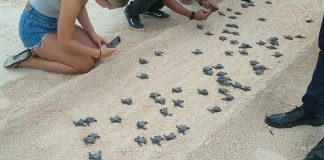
[3,49,33,68]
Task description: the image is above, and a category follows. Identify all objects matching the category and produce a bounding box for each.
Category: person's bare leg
[19,26,98,74]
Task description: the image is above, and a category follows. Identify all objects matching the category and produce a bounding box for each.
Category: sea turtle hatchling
[216,71,228,77]
[205,31,215,36]
[231,31,240,35]
[207,106,222,113]
[192,49,203,55]
[239,50,249,55]
[258,17,266,21]
[267,37,279,46]
[232,82,243,89]
[139,58,148,64]
[164,133,177,141]
[160,107,172,117]
[177,125,190,135]
[219,36,227,41]
[198,89,209,96]
[173,99,184,108]
[197,24,204,29]
[222,94,234,101]
[121,98,133,105]
[250,60,259,66]
[265,1,272,4]
[234,11,242,15]
[150,92,161,99]
[217,76,232,86]
[241,0,253,3]
[284,35,293,40]
[226,8,232,12]
[203,66,214,76]
[155,51,164,56]
[242,86,251,91]
[212,64,224,70]
[295,35,306,39]
[228,16,237,19]
[306,20,314,23]
[84,133,100,145]
[265,45,277,50]
[134,136,147,147]
[218,88,229,95]
[110,115,122,123]
[137,121,148,130]
[172,87,183,93]
[225,51,234,56]
[88,151,102,160]
[225,23,239,28]
[239,43,252,49]
[218,11,226,16]
[154,97,166,105]
[73,117,97,127]
[137,73,149,79]
[230,40,239,45]
[241,3,249,8]
[272,52,283,58]
[150,136,164,146]
[256,40,266,45]
[222,29,231,34]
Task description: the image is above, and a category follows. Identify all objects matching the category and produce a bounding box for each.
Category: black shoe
[265,106,324,128]
[305,138,324,160]
[142,10,170,19]
[124,8,144,31]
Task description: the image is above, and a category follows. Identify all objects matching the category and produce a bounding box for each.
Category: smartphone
[106,36,121,48]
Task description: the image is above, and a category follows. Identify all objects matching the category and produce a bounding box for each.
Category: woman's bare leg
[19,26,98,74]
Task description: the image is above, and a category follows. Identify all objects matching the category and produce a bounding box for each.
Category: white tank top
[29,0,61,18]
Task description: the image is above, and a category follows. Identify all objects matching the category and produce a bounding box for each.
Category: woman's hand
[201,0,218,12]
[90,32,107,47]
[195,9,211,21]
[98,45,116,58]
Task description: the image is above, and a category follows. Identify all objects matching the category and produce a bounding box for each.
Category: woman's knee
[72,57,95,74]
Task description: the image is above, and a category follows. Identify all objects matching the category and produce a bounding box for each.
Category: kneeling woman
[4,0,127,74]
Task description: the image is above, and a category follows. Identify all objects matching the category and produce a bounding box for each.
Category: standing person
[4,0,128,74]
[124,0,217,30]
[265,16,324,159]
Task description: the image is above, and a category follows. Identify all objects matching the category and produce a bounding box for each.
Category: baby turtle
[228,16,237,19]
[234,11,242,15]
[205,31,215,36]
[150,92,161,99]
[265,45,277,50]
[226,8,232,12]
[230,40,239,45]
[137,121,148,130]
[73,119,88,127]
[241,3,249,8]
[284,35,293,40]
[110,115,122,123]
[88,151,102,160]
[154,97,166,105]
[218,88,229,95]
[218,11,226,16]
[256,40,266,45]
[203,66,214,76]
[258,17,266,21]
[241,0,253,3]
[173,99,184,108]
[216,71,227,77]
[225,51,234,56]
[295,35,306,39]
[177,125,190,135]
[222,29,231,34]
[150,136,164,146]
[219,36,227,41]
[217,76,232,86]
[239,50,249,55]
[137,73,149,79]
[164,133,177,141]
[252,64,268,75]
[239,43,252,49]
[172,87,183,93]
[222,94,234,101]
[226,23,239,28]
[134,136,147,147]
[231,31,240,35]
[232,82,243,89]
[207,106,222,113]
[139,58,148,64]
[192,49,203,55]
[197,24,204,29]
[268,37,279,46]
[160,107,172,117]
[212,64,224,70]
[273,52,283,58]
[198,89,209,96]
[306,20,314,23]
[265,1,272,4]
[250,60,259,66]
[84,133,100,145]
[242,86,251,91]
[121,98,133,105]
[155,51,164,56]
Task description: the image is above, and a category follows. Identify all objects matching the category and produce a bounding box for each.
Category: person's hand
[90,33,107,47]
[194,9,211,21]
[98,45,116,58]
[201,0,218,12]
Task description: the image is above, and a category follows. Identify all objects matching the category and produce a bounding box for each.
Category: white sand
[0,0,323,160]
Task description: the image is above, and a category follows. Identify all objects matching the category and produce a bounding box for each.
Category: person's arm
[163,0,211,21]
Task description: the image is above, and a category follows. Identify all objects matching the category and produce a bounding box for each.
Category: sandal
[3,49,33,68]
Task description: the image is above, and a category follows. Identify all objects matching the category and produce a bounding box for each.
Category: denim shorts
[19,4,58,49]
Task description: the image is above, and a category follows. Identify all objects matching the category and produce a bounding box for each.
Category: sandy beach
[0,0,323,160]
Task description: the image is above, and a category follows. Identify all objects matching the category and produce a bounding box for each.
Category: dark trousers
[302,16,324,114]
[126,0,164,17]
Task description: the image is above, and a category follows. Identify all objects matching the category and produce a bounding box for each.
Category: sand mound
[0,0,323,159]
